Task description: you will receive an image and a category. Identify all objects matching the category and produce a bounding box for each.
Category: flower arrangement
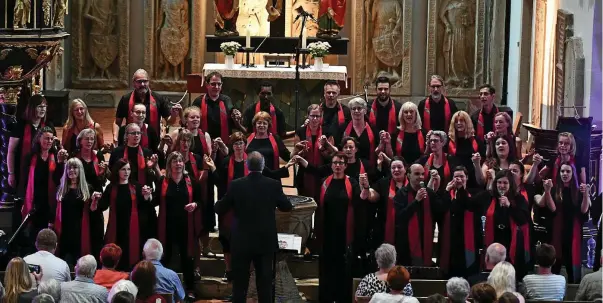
[220,41,241,56]
[307,41,331,58]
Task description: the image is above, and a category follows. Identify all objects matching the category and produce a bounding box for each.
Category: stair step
[195,277,319,301]
[198,256,318,279]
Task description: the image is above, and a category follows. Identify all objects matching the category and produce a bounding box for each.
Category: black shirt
[417,96,458,132]
[392,129,426,164]
[471,105,498,139]
[192,94,236,141]
[415,154,458,193]
[109,145,154,185]
[116,91,171,134]
[368,99,402,133]
[155,175,203,235]
[321,102,351,135]
[243,101,287,137]
[245,135,290,171]
[10,119,56,185]
[333,122,380,164]
[117,124,159,154]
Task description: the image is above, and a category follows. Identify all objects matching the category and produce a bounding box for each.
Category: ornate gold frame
[71,0,130,89]
[351,0,413,96]
[143,0,205,91]
[425,0,486,97]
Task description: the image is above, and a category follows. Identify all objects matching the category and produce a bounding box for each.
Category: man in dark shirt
[471,84,498,141]
[192,72,242,143]
[418,75,458,132]
[113,69,178,145]
[242,82,286,137]
[467,243,506,286]
[368,76,401,134]
[321,80,351,135]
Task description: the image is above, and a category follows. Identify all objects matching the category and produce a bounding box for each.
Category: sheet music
[278,233,302,253]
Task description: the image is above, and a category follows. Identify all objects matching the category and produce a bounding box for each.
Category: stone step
[195,277,319,301]
[198,256,318,279]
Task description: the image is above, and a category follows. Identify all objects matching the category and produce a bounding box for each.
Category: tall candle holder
[297,48,310,69]
[241,47,255,68]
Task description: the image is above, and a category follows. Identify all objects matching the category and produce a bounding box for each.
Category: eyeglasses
[429,139,441,143]
[134,79,149,84]
[332,161,346,166]
[209,82,223,87]
[351,107,364,112]
[128,131,142,135]
[308,114,321,119]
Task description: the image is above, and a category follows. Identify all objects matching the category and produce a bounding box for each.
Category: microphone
[419,181,425,188]
[498,189,506,197]
[294,6,317,22]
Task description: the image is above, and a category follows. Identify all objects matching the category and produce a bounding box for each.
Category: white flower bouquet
[307,41,331,58]
[220,41,241,56]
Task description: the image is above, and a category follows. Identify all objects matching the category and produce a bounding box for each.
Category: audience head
[535,243,556,268]
[37,279,61,302]
[108,280,138,303]
[471,283,497,303]
[143,239,163,261]
[497,292,520,303]
[387,266,411,293]
[323,80,340,104]
[110,291,136,303]
[132,69,150,95]
[446,277,471,303]
[131,260,157,299]
[557,132,576,157]
[24,94,48,122]
[374,243,396,270]
[485,243,507,269]
[35,228,57,253]
[75,255,97,279]
[399,102,422,130]
[425,293,447,303]
[130,103,147,124]
[100,243,123,269]
[487,261,516,297]
[76,128,97,151]
[252,111,272,134]
[348,97,367,120]
[247,151,265,172]
[110,159,131,184]
[32,294,55,303]
[4,257,33,303]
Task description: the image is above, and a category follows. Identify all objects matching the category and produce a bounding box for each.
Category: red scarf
[424,153,451,184]
[423,97,451,131]
[396,130,425,156]
[247,133,279,169]
[303,126,323,198]
[384,179,397,244]
[105,184,140,266]
[20,122,45,180]
[200,95,230,144]
[54,192,91,257]
[195,130,211,156]
[318,175,354,246]
[485,197,531,265]
[77,150,100,177]
[23,153,56,220]
[321,102,345,126]
[439,189,476,272]
[448,137,479,156]
[128,91,158,133]
[158,176,201,257]
[123,146,146,185]
[187,152,208,204]
[408,188,433,266]
[255,102,278,134]
[369,99,397,133]
[552,156,575,185]
[476,106,499,139]
[65,122,94,151]
[140,123,149,148]
[344,122,375,165]
[551,190,582,282]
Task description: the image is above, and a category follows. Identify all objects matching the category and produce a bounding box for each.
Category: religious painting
[352,0,413,96]
[291,0,320,37]
[425,0,486,97]
[71,0,130,89]
[143,0,205,91]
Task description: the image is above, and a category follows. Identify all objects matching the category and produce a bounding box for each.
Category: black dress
[333,122,380,165]
[368,177,405,251]
[245,134,290,171]
[415,154,458,193]
[447,136,483,188]
[391,129,426,164]
[294,126,331,199]
[109,145,154,185]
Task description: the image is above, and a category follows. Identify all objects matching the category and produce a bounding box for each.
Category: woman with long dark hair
[480,136,515,189]
[484,112,518,159]
[131,260,168,302]
[61,98,104,153]
[99,159,155,270]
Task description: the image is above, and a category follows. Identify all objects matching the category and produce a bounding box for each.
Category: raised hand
[445,180,455,192]
[171,103,183,114]
[98,161,107,174]
[161,135,173,146]
[57,149,69,163]
[416,188,428,201]
[359,173,370,189]
[203,154,215,170]
[532,153,543,165]
[319,135,327,147]
[485,131,495,142]
[214,137,226,148]
[543,179,553,192]
[579,183,588,194]
[471,153,481,166]
[499,195,510,207]
[295,140,308,151]
[142,185,152,200]
[146,154,159,168]
[231,109,242,123]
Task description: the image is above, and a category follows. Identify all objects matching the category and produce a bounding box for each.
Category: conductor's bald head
[247,151,265,172]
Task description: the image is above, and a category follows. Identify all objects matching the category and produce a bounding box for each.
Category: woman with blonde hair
[61,98,104,153]
[487,261,524,302]
[333,97,379,166]
[246,111,290,171]
[484,112,518,159]
[389,102,426,164]
[65,128,109,192]
[448,110,482,187]
[526,132,586,185]
[3,257,41,303]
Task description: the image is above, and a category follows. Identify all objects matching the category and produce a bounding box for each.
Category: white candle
[245,26,251,48]
[301,27,307,49]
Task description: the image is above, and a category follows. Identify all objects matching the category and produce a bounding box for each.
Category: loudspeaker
[42,90,70,126]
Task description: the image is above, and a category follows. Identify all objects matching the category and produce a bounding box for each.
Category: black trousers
[231,250,273,303]
[163,236,195,291]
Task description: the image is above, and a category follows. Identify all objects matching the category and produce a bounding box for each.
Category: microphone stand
[292,14,311,190]
[0,205,35,268]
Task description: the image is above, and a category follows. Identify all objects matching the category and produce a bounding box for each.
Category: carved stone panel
[554,9,573,117]
[530,0,547,127]
[563,37,585,118]
[353,0,412,96]
[144,0,204,91]
[71,0,130,89]
[426,0,486,97]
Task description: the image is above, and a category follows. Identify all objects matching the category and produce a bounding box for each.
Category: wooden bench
[0,271,185,284]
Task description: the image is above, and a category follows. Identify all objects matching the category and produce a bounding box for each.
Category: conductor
[215,151,293,302]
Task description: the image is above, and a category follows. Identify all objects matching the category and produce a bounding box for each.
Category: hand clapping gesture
[146,154,159,168]
[359,173,370,189]
[203,154,215,171]
[543,179,553,192]
[90,191,102,211]
[57,149,69,163]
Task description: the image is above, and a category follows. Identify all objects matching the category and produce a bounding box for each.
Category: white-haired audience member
[468,243,506,286]
[142,238,184,303]
[575,249,603,301]
[356,244,413,301]
[32,293,55,303]
[24,229,71,282]
[370,266,419,303]
[522,244,566,301]
[37,279,61,302]
[446,277,471,303]
[487,262,525,303]
[60,255,108,303]
[110,291,136,303]
[107,280,138,302]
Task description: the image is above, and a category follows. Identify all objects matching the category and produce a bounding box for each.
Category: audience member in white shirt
[523,244,566,301]
[24,228,71,282]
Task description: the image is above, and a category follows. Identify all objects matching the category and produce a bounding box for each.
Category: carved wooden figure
[158,0,190,80]
[13,0,32,29]
[83,0,118,79]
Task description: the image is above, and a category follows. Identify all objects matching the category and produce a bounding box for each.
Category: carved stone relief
[426,0,486,97]
[564,37,585,118]
[71,0,129,89]
[353,0,412,95]
[530,0,547,127]
[144,0,204,91]
[554,10,572,118]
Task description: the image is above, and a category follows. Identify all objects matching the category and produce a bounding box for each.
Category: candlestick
[301,27,307,49]
[245,26,251,48]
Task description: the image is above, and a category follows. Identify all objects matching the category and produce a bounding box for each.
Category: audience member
[131,260,167,303]
[471,283,497,303]
[37,279,61,302]
[498,292,520,303]
[111,291,136,303]
[424,294,447,303]
[468,243,506,286]
[369,266,419,303]
[0,281,4,298]
[32,293,55,303]
[3,257,40,303]
[94,244,130,290]
[60,255,108,303]
[142,239,184,303]
[108,280,138,303]
[575,250,603,301]
[487,262,525,303]
[446,277,470,303]
[522,244,566,301]
[356,244,413,301]
[23,229,71,282]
